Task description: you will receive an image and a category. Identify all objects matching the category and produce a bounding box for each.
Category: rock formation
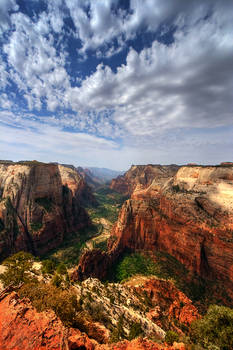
[78,164,233,300]
[0,161,92,259]
[110,164,179,196]
[0,279,193,350]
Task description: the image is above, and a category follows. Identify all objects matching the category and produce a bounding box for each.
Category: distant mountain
[87,167,125,183]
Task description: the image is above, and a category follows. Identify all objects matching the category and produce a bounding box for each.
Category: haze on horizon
[0,0,233,171]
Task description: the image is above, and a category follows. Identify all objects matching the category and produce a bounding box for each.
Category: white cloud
[0,0,18,33]
[1,0,233,168]
[3,11,70,110]
[64,7,233,140]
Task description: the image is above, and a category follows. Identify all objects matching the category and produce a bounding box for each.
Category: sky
[0,0,233,170]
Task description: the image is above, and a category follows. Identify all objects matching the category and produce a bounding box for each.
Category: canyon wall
[110,164,179,196]
[109,165,233,298]
[0,162,92,259]
[78,164,233,300]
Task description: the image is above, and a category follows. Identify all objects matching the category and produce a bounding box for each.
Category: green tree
[165,330,179,345]
[0,251,35,287]
[191,305,233,350]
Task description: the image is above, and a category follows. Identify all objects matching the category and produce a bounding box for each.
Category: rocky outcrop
[0,290,187,350]
[110,164,179,196]
[109,165,233,299]
[0,161,91,259]
[0,291,95,350]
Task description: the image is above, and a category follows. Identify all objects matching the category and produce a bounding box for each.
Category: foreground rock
[0,288,188,350]
[0,161,93,259]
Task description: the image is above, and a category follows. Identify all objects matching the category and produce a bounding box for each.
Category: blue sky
[0,0,233,170]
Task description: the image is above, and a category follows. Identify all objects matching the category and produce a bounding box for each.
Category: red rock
[110,165,179,196]
[108,166,233,300]
[79,165,233,302]
[0,291,188,350]
[0,162,92,258]
[136,279,199,326]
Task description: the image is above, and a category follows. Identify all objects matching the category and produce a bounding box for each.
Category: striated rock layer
[110,164,179,196]
[0,161,92,259]
[78,165,233,300]
[0,290,187,350]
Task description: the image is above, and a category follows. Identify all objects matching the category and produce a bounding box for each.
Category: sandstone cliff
[109,165,233,299]
[0,161,91,259]
[110,164,179,196]
[77,164,233,301]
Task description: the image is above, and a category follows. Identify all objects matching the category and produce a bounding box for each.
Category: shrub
[51,274,63,287]
[128,322,143,340]
[0,251,35,287]
[191,305,233,350]
[19,282,78,327]
[41,259,56,275]
[165,330,179,345]
[56,263,67,275]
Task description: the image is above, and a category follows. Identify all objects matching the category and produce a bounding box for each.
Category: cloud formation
[0,0,233,168]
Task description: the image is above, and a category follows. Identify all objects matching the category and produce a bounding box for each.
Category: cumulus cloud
[3,10,70,110]
[0,0,18,33]
[1,0,233,167]
[65,9,233,139]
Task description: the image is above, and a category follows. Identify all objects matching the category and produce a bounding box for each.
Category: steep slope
[77,164,233,301]
[109,165,233,299]
[0,161,91,259]
[77,166,104,188]
[110,164,179,196]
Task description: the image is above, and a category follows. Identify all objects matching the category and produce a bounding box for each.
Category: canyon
[78,164,233,301]
[0,161,232,350]
[0,161,93,259]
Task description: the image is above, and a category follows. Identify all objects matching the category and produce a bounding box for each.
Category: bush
[52,274,62,287]
[19,282,78,327]
[56,263,67,275]
[128,322,143,340]
[191,305,233,350]
[41,259,56,275]
[0,251,35,287]
[165,330,179,345]
[110,315,126,343]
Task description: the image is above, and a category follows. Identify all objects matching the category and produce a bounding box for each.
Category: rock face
[78,164,233,300]
[0,291,94,350]
[109,165,233,299]
[0,161,91,259]
[0,290,187,350]
[110,164,179,196]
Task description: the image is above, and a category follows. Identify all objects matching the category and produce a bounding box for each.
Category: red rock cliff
[109,165,233,299]
[110,164,179,196]
[0,162,91,258]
